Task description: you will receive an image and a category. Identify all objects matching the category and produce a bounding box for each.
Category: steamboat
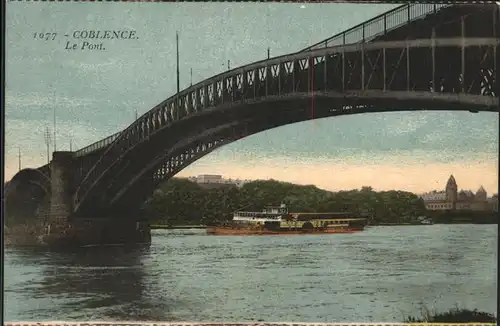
[206,203,368,235]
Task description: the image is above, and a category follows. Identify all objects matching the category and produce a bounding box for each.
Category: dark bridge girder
[66,3,499,186]
[6,168,51,196]
[107,102,372,212]
[73,35,499,216]
[109,91,500,211]
[76,88,499,216]
[4,168,52,223]
[72,146,109,190]
[302,4,499,51]
[57,5,499,170]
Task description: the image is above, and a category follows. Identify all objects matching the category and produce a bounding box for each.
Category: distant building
[420,175,497,212]
[194,174,223,184]
[187,174,250,189]
[488,194,498,213]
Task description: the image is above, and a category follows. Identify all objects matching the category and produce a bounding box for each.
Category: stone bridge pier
[45,151,151,249]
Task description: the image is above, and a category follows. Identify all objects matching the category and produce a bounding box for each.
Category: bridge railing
[74,131,121,157]
[300,3,451,51]
[75,35,500,208]
[70,4,450,160]
[37,164,51,175]
[74,3,500,210]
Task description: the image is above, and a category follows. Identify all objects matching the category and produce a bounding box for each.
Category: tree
[142,178,428,226]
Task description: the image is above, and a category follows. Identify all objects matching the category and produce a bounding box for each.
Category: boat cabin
[291,212,356,221]
[233,203,288,223]
[262,203,288,214]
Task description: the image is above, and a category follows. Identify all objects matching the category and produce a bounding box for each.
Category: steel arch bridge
[13,3,500,220]
[4,169,52,223]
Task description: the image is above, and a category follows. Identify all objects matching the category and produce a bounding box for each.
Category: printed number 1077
[33,33,57,41]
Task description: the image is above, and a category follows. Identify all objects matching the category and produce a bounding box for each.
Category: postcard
[3,1,498,324]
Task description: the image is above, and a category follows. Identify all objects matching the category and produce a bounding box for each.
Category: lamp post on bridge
[53,92,57,152]
[176,31,180,94]
[18,147,21,171]
[44,126,51,165]
[176,31,180,121]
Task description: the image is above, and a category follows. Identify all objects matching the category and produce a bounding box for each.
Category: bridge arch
[6,168,51,196]
[98,90,497,212]
[4,168,51,223]
[74,36,499,215]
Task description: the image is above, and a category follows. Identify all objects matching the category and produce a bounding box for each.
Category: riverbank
[426,210,498,224]
[373,222,423,226]
[372,222,497,226]
[150,224,206,230]
[4,222,47,247]
[153,222,497,229]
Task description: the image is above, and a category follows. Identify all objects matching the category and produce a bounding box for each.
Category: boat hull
[206,227,363,235]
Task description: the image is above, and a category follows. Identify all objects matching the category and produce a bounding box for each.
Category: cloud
[65,58,123,73]
[5,91,94,109]
[4,118,111,174]
[383,114,428,136]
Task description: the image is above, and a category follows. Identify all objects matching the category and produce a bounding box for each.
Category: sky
[4,2,499,195]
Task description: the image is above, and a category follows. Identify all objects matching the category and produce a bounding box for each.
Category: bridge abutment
[44,152,74,247]
[45,152,151,249]
[45,218,151,249]
[50,151,74,219]
[73,219,151,247]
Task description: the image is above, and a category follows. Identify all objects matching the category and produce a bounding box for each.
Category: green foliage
[142,178,427,226]
[405,307,496,323]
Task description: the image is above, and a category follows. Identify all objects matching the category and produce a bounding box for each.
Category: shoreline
[6,222,496,248]
[152,222,498,230]
[150,225,207,230]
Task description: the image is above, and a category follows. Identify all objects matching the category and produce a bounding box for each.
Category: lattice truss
[69,2,499,214]
[72,36,498,214]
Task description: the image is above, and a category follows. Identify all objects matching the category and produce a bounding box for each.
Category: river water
[4,224,497,322]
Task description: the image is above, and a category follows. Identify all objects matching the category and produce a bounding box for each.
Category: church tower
[476,186,487,201]
[445,175,458,209]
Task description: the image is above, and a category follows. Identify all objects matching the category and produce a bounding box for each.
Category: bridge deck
[300,3,496,51]
[300,3,445,51]
[25,2,498,215]
[69,3,498,161]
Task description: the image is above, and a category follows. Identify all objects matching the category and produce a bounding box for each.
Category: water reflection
[6,246,175,321]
